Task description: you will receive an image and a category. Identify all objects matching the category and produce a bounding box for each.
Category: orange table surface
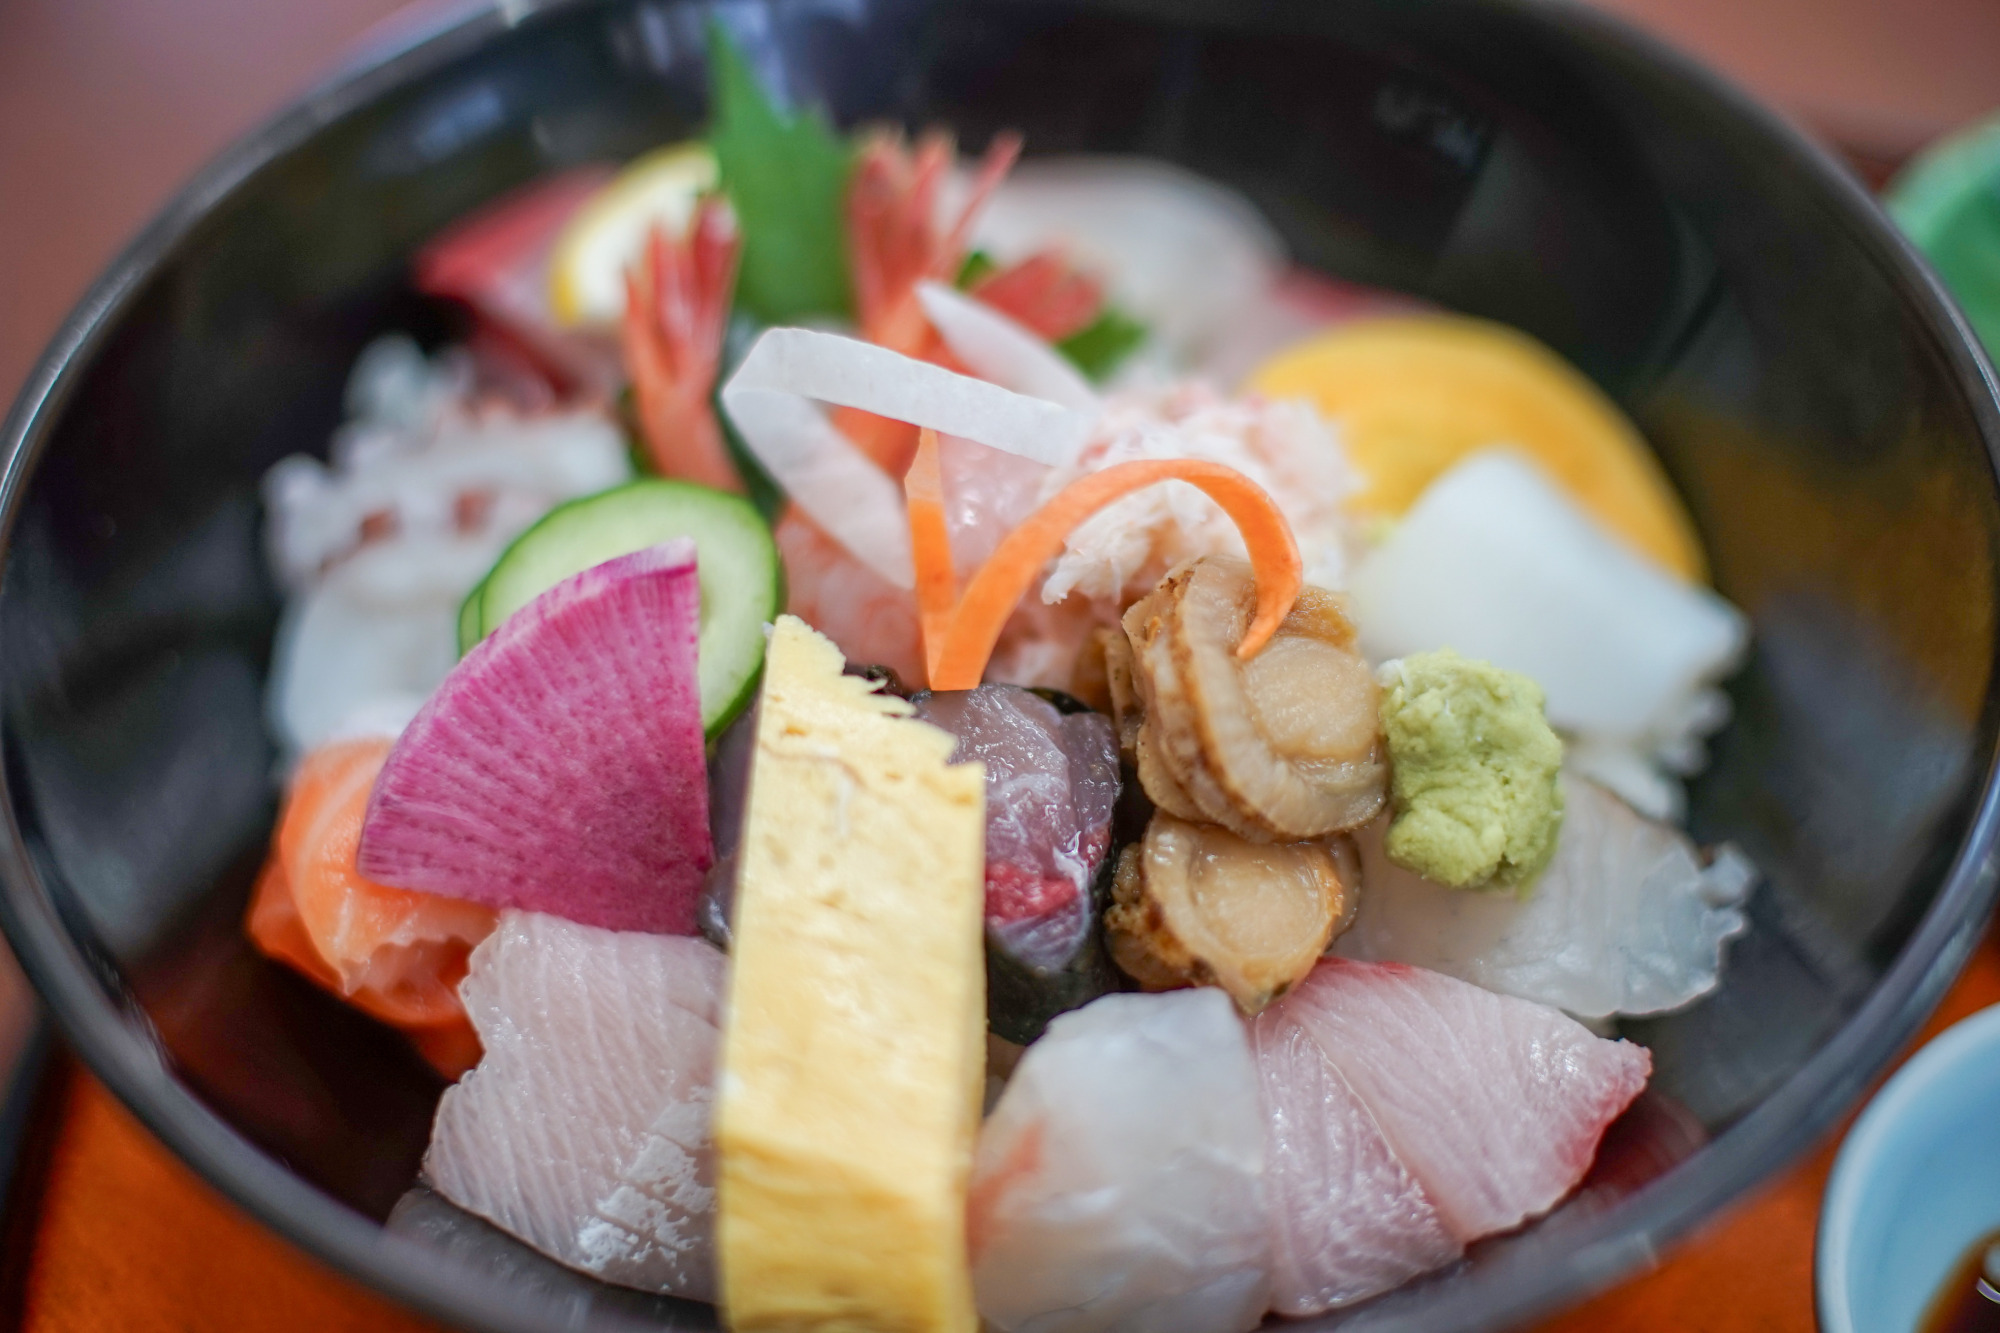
[5,920,1995,1333]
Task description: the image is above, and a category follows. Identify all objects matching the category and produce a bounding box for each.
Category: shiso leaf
[1058,305,1148,380]
[706,21,854,324]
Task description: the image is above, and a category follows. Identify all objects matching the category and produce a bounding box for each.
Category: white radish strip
[916,281,1099,412]
[721,367,917,587]
[721,328,1097,588]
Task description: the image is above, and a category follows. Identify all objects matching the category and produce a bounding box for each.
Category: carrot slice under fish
[246,738,496,1077]
[909,457,1303,690]
[905,428,958,652]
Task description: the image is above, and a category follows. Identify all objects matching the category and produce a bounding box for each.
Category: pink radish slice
[358,539,712,935]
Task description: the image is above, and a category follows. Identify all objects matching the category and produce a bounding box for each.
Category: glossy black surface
[1,1,1998,1330]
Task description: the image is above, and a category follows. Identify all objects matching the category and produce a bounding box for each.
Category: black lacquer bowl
[2,1,1998,1329]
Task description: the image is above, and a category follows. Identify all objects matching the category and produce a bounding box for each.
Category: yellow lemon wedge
[547,142,719,327]
[1248,314,1707,582]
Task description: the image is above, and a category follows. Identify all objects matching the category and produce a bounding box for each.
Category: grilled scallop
[1106,812,1360,1013]
[1121,557,1387,842]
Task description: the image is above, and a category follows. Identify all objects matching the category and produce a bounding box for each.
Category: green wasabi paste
[1378,649,1564,894]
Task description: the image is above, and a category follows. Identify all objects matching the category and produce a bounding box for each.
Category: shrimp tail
[623,196,745,492]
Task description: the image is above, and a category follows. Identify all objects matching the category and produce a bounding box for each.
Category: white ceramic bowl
[1818,1002,2000,1333]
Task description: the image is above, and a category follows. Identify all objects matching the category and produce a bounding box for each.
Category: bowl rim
[1815,1000,2000,1333]
[2,1,1999,1330]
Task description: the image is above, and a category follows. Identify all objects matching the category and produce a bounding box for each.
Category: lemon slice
[1248,314,1706,581]
[548,142,720,327]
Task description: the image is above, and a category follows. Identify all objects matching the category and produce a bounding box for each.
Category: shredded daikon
[720,327,1095,587]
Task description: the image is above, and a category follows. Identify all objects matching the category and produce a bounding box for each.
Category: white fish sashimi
[1251,1003,1461,1314]
[267,538,485,754]
[264,338,632,754]
[265,404,630,593]
[969,989,1272,1333]
[1337,776,1756,1018]
[425,912,725,1301]
[1281,959,1650,1242]
[1348,449,1747,815]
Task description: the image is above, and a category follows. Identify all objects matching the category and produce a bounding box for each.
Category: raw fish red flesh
[1277,958,1650,1243]
[914,685,1121,1042]
[970,989,1272,1333]
[913,685,1118,949]
[358,539,712,935]
[414,168,624,400]
[1250,1002,1460,1313]
[425,912,724,1299]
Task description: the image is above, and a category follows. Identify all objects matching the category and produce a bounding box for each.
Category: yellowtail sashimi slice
[358,539,711,935]
[1250,1001,1460,1314]
[1280,959,1650,1241]
[425,912,726,1299]
[970,989,1273,1333]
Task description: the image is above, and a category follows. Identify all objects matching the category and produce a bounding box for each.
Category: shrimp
[838,129,1024,477]
[247,738,496,1077]
[622,197,744,491]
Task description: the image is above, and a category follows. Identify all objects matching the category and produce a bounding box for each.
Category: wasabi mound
[1378,650,1563,893]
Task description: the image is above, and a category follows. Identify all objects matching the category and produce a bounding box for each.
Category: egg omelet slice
[716,616,986,1333]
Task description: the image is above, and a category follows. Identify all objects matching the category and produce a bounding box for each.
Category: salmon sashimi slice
[246,738,497,1075]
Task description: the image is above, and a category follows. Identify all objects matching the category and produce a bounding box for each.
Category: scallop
[1122,557,1387,841]
[1106,812,1359,1013]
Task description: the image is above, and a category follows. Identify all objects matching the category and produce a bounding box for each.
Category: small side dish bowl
[1818,1003,2000,1333]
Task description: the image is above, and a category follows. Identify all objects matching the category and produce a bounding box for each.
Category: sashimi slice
[1335,777,1756,1018]
[358,539,712,935]
[969,989,1272,1333]
[1250,1003,1461,1313]
[1282,959,1649,1241]
[245,738,496,1076]
[414,167,625,399]
[425,912,725,1299]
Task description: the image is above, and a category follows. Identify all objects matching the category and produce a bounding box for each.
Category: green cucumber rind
[468,479,783,739]
[455,577,488,658]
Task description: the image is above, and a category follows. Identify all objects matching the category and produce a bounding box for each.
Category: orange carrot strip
[903,427,957,683]
[926,460,1303,691]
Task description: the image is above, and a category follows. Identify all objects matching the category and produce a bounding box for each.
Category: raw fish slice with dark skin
[358,539,712,936]
[1282,958,1650,1241]
[426,912,725,1300]
[913,685,1120,1041]
[1251,1001,1460,1313]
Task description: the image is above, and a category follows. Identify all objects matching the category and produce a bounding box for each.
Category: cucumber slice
[467,480,783,737]
[456,577,486,656]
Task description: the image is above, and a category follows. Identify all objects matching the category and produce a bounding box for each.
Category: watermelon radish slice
[358,538,712,935]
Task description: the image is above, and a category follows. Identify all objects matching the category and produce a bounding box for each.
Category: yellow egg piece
[716,616,986,1333]
[1248,314,1707,582]
[547,142,719,327]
